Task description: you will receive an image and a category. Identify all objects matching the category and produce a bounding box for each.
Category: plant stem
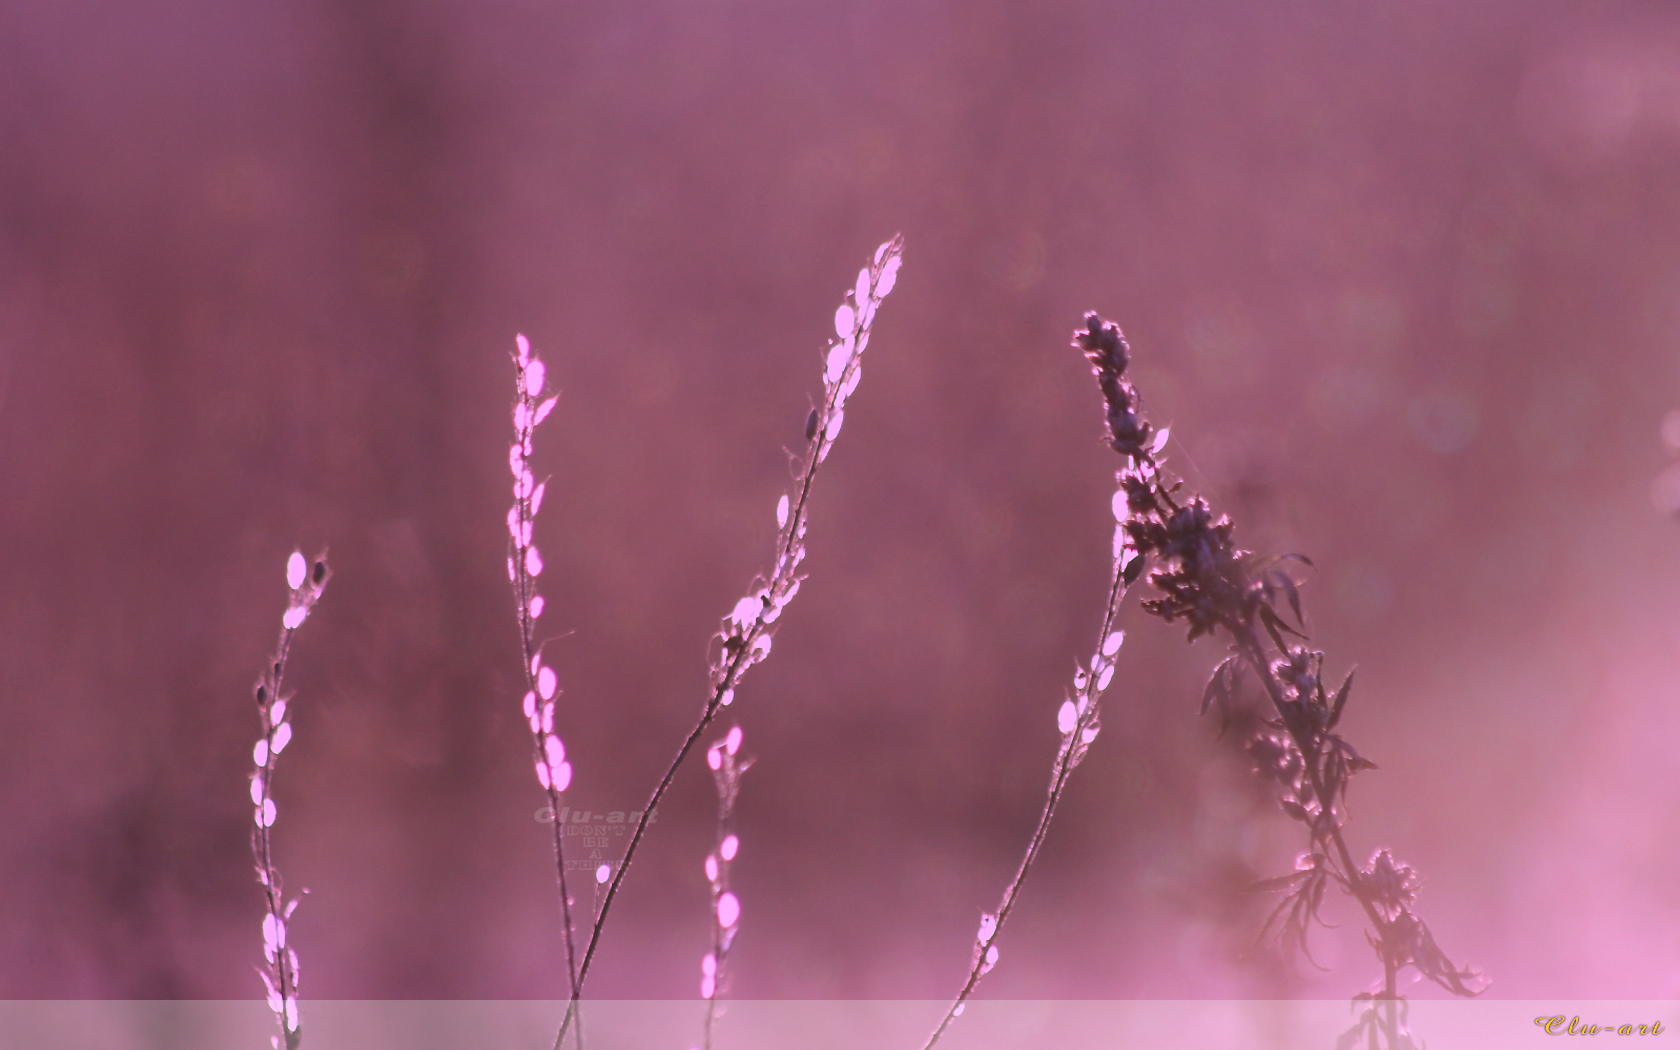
[922,564,1129,1050]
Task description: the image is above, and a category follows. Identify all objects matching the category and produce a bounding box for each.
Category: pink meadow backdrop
[1,0,1678,1006]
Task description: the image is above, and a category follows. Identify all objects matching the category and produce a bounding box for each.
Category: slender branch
[554,237,904,1049]
[250,550,329,1050]
[922,563,1130,1049]
[506,337,584,1050]
[702,728,748,1049]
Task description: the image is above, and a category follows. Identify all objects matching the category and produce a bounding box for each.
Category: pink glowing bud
[596,863,611,884]
[878,254,901,296]
[825,341,851,384]
[509,444,525,478]
[523,692,537,719]
[254,739,269,766]
[542,701,554,734]
[270,698,287,724]
[516,334,531,365]
[1057,700,1077,735]
[251,776,265,805]
[776,494,789,529]
[702,952,717,977]
[726,726,742,755]
[720,834,739,861]
[534,395,558,426]
[719,688,734,707]
[834,303,854,338]
[271,722,292,754]
[1102,630,1125,657]
[553,760,572,791]
[855,267,870,308]
[535,759,551,789]
[545,734,565,769]
[529,595,544,619]
[282,606,306,630]
[258,799,277,827]
[531,481,546,516]
[716,892,740,928]
[707,746,722,771]
[286,552,307,591]
[262,971,281,1013]
[538,665,557,700]
[700,974,715,1000]
[514,401,530,431]
[526,546,543,576]
[265,913,286,950]
[705,854,719,882]
[524,358,546,397]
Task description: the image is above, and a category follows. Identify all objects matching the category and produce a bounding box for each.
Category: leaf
[1200,656,1237,715]
[1328,668,1355,728]
[1279,573,1304,627]
[1259,605,1291,653]
[1122,551,1147,585]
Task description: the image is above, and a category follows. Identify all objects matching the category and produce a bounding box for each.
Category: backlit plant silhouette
[1100,313,1480,1044]
[925,313,1484,1050]
[247,550,329,1050]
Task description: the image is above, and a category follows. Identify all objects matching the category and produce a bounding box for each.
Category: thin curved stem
[922,562,1129,1050]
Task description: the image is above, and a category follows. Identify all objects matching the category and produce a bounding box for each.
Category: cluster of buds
[701,727,749,1005]
[507,335,569,796]
[1074,311,1152,460]
[251,549,328,1050]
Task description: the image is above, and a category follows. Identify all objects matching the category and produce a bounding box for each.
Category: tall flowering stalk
[700,725,749,1050]
[554,236,903,1048]
[250,549,329,1050]
[505,335,583,1034]
[1074,312,1482,1048]
[920,366,1157,1050]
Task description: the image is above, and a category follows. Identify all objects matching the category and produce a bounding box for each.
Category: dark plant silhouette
[1076,311,1484,1047]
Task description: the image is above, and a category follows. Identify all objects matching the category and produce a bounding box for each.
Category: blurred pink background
[1,0,1678,1006]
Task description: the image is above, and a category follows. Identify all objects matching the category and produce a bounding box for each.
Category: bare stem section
[505,336,584,1048]
[249,550,329,1050]
[553,236,904,1049]
[1075,312,1483,1047]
